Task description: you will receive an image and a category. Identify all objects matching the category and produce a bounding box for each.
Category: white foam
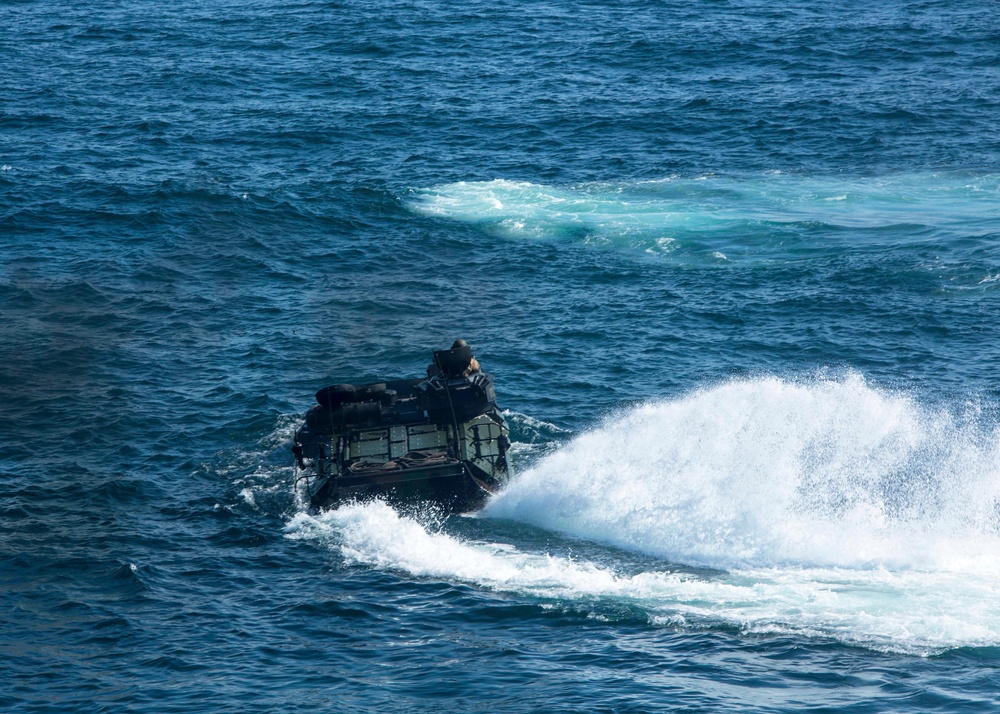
[502,409,572,437]
[222,413,302,509]
[287,502,622,594]
[407,174,1000,252]
[285,499,1000,654]
[239,487,256,507]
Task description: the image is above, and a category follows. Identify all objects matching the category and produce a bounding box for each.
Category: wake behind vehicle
[292,342,512,512]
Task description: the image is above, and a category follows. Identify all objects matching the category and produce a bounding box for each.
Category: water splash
[286,375,1000,654]
[488,373,1000,573]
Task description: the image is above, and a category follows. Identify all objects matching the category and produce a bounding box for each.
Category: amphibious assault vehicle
[292,343,512,512]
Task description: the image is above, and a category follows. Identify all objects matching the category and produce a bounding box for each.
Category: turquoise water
[4,1,1000,711]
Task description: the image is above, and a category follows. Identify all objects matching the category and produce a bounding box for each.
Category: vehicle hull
[308,461,499,513]
[294,372,511,514]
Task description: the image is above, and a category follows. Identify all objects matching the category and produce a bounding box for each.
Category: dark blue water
[4,1,1000,710]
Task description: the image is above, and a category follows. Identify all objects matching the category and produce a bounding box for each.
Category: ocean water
[4,0,1000,711]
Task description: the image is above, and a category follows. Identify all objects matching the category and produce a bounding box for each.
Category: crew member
[426,338,481,378]
[453,338,481,375]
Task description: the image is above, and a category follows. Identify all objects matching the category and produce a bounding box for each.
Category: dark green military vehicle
[293,344,512,512]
